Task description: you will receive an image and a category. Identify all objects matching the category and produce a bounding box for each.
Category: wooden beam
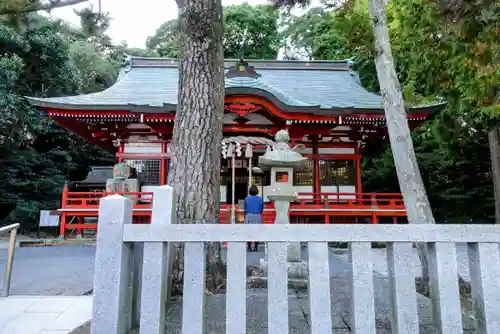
[55,118,115,152]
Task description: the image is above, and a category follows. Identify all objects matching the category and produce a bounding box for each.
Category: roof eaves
[25,97,177,113]
[408,102,447,114]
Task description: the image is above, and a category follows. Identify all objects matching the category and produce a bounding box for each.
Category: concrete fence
[91,185,500,334]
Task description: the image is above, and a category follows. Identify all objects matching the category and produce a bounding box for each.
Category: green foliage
[0,13,117,230]
[282,2,379,89]
[69,41,119,93]
[146,19,179,57]
[223,3,280,59]
[146,3,281,59]
[283,0,498,222]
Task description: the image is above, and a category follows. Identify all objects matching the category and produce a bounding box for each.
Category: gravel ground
[333,243,471,281]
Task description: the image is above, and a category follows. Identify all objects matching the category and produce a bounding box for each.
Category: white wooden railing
[91,185,500,334]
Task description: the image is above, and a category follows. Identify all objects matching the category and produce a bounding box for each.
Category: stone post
[92,195,134,334]
[139,185,176,334]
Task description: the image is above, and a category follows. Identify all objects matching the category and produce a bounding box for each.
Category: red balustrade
[56,190,406,237]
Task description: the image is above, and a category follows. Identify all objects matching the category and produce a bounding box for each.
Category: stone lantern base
[244,241,309,290]
[259,258,309,279]
[258,242,308,284]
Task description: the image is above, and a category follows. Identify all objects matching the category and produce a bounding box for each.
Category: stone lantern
[258,129,308,280]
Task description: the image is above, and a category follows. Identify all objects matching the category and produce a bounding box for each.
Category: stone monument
[258,129,309,282]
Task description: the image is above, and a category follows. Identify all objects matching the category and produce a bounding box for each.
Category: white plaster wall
[300,147,355,154]
[294,186,314,200]
[320,186,338,194]
[319,147,355,154]
[262,185,355,201]
[123,143,162,153]
[338,185,356,198]
[220,185,227,203]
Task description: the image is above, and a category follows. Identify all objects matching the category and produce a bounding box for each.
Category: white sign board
[39,210,59,227]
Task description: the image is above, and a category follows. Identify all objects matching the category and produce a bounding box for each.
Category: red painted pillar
[356,157,362,193]
[160,142,167,185]
[59,183,69,238]
[312,136,321,204]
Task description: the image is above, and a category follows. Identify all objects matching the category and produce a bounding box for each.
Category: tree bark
[488,127,500,224]
[168,0,225,295]
[367,0,433,280]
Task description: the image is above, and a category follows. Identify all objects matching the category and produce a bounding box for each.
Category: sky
[48,0,275,48]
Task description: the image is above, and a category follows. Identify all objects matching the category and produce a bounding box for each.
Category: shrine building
[26,56,443,237]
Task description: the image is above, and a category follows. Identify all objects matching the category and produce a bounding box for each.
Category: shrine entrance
[222,162,270,204]
[226,177,248,205]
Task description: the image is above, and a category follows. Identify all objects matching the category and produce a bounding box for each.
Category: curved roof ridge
[225,76,318,108]
[125,56,351,71]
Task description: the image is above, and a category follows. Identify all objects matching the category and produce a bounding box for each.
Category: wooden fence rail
[91,185,500,334]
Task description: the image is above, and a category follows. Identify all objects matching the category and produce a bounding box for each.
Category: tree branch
[0,0,88,15]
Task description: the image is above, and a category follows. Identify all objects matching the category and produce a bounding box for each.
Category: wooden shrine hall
[26,56,443,237]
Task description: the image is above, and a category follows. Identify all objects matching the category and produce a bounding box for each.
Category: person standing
[244,185,264,252]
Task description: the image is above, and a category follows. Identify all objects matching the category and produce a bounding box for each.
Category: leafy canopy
[147,3,281,59]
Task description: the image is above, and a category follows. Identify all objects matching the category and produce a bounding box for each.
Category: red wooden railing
[65,191,153,208]
[294,192,404,207]
[55,189,406,237]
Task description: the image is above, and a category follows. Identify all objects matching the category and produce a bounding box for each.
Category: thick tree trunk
[488,127,500,224]
[169,0,225,296]
[367,0,433,280]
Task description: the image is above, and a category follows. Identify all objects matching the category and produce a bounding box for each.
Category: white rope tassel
[226,143,234,158]
[245,143,253,158]
[221,141,228,159]
[235,142,242,157]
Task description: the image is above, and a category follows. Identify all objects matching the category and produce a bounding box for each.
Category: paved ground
[0,245,95,296]
[0,296,92,334]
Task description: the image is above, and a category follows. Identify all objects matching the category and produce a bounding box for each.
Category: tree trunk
[488,127,500,224]
[169,0,225,296]
[367,0,433,280]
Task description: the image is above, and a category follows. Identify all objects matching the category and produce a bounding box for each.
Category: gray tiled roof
[75,166,113,185]
[25,57,434,115]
